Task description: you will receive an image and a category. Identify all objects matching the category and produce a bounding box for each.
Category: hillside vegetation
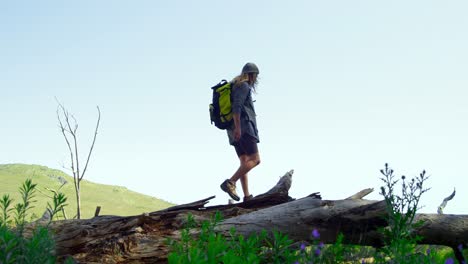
[0,163,174,219]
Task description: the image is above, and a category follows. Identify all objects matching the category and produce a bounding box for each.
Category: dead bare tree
[56,101,101,219]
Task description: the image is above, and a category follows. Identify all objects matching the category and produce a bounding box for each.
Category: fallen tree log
[216,198,468,249]
[435,188,465,264]
[29,170,467,263]
[215,197,388,247]
[34,171,296,263]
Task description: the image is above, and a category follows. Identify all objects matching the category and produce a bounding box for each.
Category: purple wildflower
[312,229,320,239]
[458,244,463,251]
[318,242,324,249]
[445,258,454,264]
[314,248,321,256]
[426,248,431,255]
[361,259,366,264]
[300,243,306,251]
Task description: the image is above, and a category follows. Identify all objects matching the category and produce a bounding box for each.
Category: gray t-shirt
[227,81,259,145]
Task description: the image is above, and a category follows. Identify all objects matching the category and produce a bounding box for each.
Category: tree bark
[32,171,467,263]
[216,198,468,249]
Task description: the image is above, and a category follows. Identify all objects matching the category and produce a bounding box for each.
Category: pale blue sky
[1,1,467,214]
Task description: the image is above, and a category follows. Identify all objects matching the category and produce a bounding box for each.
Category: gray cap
[241,62,259,74]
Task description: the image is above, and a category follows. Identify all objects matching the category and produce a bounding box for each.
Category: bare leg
[240,173,249,197]
[230,153,260,197]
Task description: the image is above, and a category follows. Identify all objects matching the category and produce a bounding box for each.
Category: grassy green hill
[0,163,174,219]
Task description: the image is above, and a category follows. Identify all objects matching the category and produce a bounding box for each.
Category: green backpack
[209,79,233,130]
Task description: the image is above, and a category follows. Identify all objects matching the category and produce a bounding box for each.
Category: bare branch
[345,188,374,200]
[36,188,54,199]
[57,104,76,180]
[437,188,456,215]
[61,104,75,138]
[58,182,66,190]
[71,114,78,133]
[73,127,80,184]
[60,162,73,174]
[80,106,101,181]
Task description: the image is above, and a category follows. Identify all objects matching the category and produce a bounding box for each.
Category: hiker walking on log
[220,62,261,202]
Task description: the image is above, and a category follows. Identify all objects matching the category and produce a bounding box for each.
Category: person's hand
[234,127,241,141]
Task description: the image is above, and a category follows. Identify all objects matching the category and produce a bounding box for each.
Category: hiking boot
[220,179,240,201]
[243,194,254,202]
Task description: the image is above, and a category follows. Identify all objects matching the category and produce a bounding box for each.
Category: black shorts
[233,134,258,157]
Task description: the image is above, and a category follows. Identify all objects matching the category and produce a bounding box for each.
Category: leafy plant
[0,194,14,227]
[46,192,68,224]
[14,179,37,235]
[0,179,70,264]
[168,214,359,264]
[263,230,296,263]
[378,163,431,263]
[168,212,291,263]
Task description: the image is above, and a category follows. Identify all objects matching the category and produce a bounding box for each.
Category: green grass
[0,164,174,219]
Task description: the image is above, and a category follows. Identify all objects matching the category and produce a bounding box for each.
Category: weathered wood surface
[414,214,468,248]
[215,198,388,247]
[41,171,296,263]
[216,199,468,248]
[345,188,374,200]
[29,170,468,263]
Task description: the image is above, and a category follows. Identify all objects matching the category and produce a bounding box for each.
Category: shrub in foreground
[0,179,68,264]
